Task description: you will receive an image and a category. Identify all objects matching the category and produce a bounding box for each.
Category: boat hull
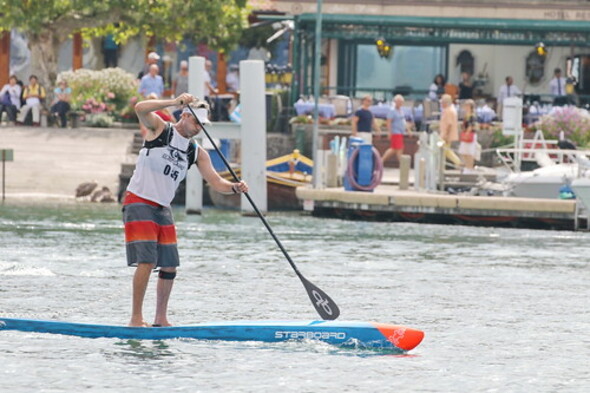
[208,179,304,211]
[208,150,312,211]
[0,318,424,352]
[504,164,580,199]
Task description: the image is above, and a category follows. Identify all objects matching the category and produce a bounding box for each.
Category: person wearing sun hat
[138,51,161,80]
[123,93,248,328]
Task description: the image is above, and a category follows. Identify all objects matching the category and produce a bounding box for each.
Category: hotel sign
[544,10,590,21]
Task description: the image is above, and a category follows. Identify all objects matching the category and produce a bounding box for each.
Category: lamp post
[312,0,323,188]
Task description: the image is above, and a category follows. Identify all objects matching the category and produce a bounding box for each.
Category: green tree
[0,0,249,88]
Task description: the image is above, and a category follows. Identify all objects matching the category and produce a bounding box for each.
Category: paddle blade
[301,277,340,320]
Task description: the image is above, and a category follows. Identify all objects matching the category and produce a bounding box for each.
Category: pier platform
[296,185,580,231]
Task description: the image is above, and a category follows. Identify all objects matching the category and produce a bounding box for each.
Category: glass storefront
[354,44,446,100]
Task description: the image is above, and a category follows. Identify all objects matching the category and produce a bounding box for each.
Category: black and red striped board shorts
[122,191,179,268]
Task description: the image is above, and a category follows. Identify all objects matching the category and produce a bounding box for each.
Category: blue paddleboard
[0,318,424,352]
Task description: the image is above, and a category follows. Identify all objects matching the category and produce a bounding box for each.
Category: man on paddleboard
[124,93,248,327]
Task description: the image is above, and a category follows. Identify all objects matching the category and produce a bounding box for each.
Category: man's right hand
[176,93,197,107]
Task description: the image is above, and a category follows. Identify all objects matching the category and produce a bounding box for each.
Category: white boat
[494,130,590,199]
[502,163,582,199]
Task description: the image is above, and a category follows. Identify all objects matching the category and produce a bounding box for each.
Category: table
[369,105,417,122]
[368,104,391,119]
[294,102,336,118]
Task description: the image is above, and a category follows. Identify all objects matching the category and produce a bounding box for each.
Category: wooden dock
[296,185,581,231]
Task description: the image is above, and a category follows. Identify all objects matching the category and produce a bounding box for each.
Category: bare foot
[128,319,151,327]
[152,320,172,327]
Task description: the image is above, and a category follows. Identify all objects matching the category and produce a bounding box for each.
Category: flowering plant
[532,106,590,147]
[57,68,138,116]
[81,98,108,114]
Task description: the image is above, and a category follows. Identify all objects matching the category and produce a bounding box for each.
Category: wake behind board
[0,318,424,352]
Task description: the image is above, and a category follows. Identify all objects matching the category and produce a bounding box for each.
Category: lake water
[0,201,588,392]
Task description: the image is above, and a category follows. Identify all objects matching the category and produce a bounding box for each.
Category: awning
[294,13,590,46]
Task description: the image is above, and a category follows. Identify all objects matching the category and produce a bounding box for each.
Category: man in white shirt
[549,68,568,106]
[497,76,522,119]
[497,76,521,103]
[226,64,240,93]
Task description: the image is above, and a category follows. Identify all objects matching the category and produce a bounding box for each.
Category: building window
[353,44,445,99]
[456,50,474,76]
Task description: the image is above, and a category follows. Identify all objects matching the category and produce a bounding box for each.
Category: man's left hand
[232,181,248,194]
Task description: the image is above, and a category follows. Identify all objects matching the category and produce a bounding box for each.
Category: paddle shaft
[185,105,339,320]
[187,108,301,275]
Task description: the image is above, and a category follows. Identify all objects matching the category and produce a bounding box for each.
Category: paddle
[185,104,340,320]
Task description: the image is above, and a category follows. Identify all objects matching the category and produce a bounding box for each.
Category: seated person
[50,80,71,128]
[0,75,22,124]
[17,75,46,126]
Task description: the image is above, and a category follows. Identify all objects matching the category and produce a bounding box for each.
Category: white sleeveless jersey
[127,123,198,206]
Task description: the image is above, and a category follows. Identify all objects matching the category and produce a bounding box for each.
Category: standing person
[381,95,412,165]
[16,75,46,126]
[550,68,568,106]
[204,59,219,119]
[138,51,160,80]
[428,74,446,100]
[497,76,521,103]
[50,80,71,128]
[102,34,119,68]
[204,59,218,102]
[124,93,248,327]
[171,60,189,120]
[0,75,22,125]
[458,72,474,100]
[458,99,478,172]
[138,64,164,98]
[172,60,189,98]
[225,64,240,93]
[439,94,462,167]
[497,76,522,118]
[351,95,380,144]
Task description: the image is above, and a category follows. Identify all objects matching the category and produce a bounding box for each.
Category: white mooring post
[239,60,267,214]
[185,56,206,214]
[185,58,267,215]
